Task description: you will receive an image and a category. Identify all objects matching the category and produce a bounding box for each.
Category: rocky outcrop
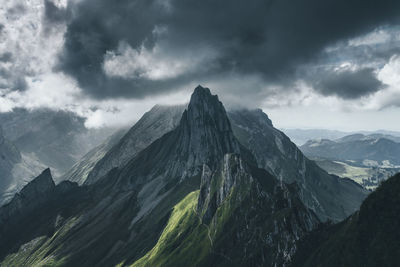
[0,168,84,263]
[0,168,55,224]
[198,154,252,223]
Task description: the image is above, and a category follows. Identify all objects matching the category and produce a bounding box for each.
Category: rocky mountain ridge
[0,86,369,266]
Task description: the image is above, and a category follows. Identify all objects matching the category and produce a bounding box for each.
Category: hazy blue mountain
[282,129,400,146]
[301,134,400,167]
[281,129,351,145]
[0,108,117,177]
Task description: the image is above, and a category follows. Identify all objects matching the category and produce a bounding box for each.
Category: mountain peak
[122,86,242,182]
[19,168,55,199]
[0,168,55,225]
[177,86,241,172]
[189,85,217,106]
[193,84,211,94]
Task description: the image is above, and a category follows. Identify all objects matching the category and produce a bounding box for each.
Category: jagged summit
[14,168,55,202]
[193,84,211,94]
[177,85,241,171]
[187,85,221,115]
[0,168,55,225]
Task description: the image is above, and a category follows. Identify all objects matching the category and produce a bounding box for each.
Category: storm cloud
[313,68,386,99]
[44,0,67,24]
[51,0,400,99]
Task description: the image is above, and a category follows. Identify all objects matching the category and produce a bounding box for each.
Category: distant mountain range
[300,133,400,190]
[282,128,400,146]
[301,133,400,166]
[0,86,369,266]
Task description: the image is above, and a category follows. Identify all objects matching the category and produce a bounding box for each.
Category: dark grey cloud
[6,4,26,20]
[0,52,12,62]
[312,68,386,99]
[44,0,67,24]
[57,0,400,99]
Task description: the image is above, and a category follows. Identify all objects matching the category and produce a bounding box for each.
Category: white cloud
[348,28,391,47]
[103,40,218,80]
[0,0,66,89]
[0,71,191,129]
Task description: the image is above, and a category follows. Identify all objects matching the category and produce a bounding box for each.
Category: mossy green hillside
[129,190,210,267]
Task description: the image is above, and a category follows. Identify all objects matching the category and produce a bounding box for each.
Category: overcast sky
[1,0,400,131]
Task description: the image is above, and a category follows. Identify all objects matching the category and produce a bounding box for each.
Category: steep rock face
[132,154,319,267]
[168,86,241,176]
[228,109,368,221]
[292,173,400,267]
[84,105,185,185]
[199,154,319,266]
[197,154,253,224]
[118,86,242,186]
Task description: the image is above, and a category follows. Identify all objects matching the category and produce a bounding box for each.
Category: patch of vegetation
[129,191,210,267]
[0,217,78,267]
